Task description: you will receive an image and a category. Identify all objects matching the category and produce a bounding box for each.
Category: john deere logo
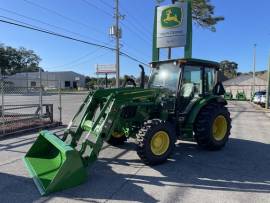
[161,7,182,28]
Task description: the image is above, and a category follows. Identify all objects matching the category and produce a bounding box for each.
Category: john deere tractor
[24,58,231,195]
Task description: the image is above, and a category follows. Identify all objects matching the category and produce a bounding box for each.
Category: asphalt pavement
[0,100,270,203]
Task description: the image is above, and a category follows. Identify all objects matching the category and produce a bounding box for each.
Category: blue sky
[0,0,269,77]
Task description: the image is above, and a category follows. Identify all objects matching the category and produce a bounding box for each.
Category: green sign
[156,3,187,48]
[161,6,182,28]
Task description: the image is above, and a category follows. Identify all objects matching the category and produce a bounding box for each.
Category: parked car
[253,91,266,104]
[260,94,266,105]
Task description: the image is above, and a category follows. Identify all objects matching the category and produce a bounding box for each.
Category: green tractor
[224,91,233,100]
[24,58,231,195]
[236,90,247,101]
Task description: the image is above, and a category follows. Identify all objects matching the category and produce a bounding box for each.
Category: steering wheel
[122,77,136,88]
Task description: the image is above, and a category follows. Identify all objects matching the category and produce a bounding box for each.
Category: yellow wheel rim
[112,132,124,138]
[150,131,170,156]
[212,115,227,141]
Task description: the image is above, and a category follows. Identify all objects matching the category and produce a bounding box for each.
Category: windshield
[255,91,266,96]
[149,63,181,92]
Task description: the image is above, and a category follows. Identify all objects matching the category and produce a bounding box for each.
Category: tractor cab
[149,58,224,112]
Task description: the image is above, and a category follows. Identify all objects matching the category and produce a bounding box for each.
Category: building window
[31,81,36,87]
[65,81,71,87]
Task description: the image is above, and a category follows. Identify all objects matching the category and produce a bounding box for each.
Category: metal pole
[252,44,256,96]
[105,73,108,88]
[184,0,192,58]
[152,5,159,62]
[266,54,270,109]
[26,72,29,93]
[1,74,5,135]
[168,48,172,59]
[115,0,120,88]
[39,68,43,118]
[58,80,62,124]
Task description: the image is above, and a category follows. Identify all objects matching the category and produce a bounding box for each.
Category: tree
[0,44,41,75]
[220,60,238,80]
[171,0,224,31]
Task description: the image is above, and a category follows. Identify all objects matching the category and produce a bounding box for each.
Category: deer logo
[161,6,182,28]
[164,9,180,24]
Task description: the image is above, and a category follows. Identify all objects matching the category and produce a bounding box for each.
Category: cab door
[177,65,203,113]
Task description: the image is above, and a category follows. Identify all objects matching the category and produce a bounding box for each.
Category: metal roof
[151,58,219,68]
[223,75,267,86]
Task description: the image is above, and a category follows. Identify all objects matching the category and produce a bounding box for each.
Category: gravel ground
[0,100,270,203]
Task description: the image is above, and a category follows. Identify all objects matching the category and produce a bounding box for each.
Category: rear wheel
[107,132,126,146]
[194,103,231,150]
[136,119,176,165]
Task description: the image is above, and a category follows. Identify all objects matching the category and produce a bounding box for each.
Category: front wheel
[194,103,231,150]
[107,132,126,146]
[136,119,176,165]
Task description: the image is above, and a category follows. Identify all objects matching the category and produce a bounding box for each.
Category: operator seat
[179,83,195,112]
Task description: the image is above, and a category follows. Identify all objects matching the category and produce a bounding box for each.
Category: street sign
[96,64,116,75]
[156,3,187,48]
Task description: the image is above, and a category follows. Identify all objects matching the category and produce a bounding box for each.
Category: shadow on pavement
[1,138,270,202]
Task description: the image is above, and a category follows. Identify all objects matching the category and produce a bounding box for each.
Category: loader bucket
[23,131,87,195]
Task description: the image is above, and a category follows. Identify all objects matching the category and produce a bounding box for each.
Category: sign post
[266,54,270,109]
[96,64,117,88]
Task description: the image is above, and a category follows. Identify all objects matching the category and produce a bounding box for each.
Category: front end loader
[24,58,231,195]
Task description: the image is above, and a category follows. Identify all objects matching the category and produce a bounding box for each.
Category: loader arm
[23,88,160,195]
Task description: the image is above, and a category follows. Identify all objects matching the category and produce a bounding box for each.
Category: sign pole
[252,44,257,97]
[152,5,160,62]
[266,53,270,109]
[184,0,192,58]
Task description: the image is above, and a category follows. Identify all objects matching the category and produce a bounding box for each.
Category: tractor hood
[90,87,173,103]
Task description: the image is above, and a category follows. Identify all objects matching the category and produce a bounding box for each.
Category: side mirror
[213,82,226,96]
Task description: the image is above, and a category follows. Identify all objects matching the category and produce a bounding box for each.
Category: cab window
[181,66,202,98]
[204,68,215,93]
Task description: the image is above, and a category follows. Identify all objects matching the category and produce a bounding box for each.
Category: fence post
[1,75,5,135]
[39,68,43,118]
[58,80,62,124]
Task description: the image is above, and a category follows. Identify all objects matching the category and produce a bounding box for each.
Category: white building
[223,75,267,99]
[6,71,86,89]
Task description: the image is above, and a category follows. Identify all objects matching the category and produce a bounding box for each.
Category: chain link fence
[0,75,62,137]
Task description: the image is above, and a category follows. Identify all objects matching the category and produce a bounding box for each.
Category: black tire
[136,119,176,165]
[194,103,231,150]
[107,132,127,146]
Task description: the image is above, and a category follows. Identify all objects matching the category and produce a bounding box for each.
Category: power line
[119,4,152,36]
[80,0,112,17]
[0,17,149,66]
[51,40,114,68]
[22,0,105,35]
[60,49,112,69]
[99,0,114,9]
[0,16,115,50]
[121,21,151,45]
[0,7,108,45]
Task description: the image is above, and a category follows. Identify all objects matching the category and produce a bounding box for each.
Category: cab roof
[151,58,220,69]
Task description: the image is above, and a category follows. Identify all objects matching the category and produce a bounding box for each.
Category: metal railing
[0,75,62,137]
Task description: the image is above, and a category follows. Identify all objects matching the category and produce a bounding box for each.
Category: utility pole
[252,44,257,97]
[114,0,120,88]
[266,54,270,109]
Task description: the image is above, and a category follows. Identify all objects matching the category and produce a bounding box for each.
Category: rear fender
[183,96,227,137]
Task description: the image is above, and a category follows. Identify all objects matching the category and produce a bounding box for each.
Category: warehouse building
[223,74,267,99]
[5,71,86,89]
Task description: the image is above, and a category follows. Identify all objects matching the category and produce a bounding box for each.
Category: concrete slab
[0,101,270,202]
